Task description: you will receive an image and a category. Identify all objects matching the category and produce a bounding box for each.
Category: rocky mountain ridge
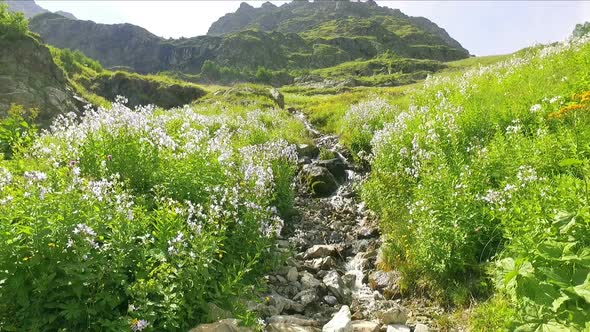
[27,0,469,84]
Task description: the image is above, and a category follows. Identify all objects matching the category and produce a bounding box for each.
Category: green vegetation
[0,94,308,330]
[335,37,590,329]
[0,3,28,40]
[49,46,207,109]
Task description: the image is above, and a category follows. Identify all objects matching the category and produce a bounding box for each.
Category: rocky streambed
[192,110,439,332]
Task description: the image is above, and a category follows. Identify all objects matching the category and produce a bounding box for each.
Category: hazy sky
[36,1,590,56]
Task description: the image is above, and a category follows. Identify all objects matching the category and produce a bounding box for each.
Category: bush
[0,3,29,40]
[0,98,302,331]
[0,104,38,160]
[350,36,590,328]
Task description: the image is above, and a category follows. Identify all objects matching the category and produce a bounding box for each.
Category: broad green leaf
[573,273,590,303]
[559,158,585,167]
[551,293,570,312]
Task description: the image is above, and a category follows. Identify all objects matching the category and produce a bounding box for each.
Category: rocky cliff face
[0,33,77,125]
[27,1,469,82]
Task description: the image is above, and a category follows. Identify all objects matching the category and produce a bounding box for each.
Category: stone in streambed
[322,305,352,332]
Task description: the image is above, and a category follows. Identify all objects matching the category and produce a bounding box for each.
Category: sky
[36,1,590,56]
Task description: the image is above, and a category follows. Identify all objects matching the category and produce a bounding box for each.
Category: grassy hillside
[331,36,590,330]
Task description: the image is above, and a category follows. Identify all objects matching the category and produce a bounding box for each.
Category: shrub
[0,98,301,331]
[0,3,28,40]
[352,35,590,328]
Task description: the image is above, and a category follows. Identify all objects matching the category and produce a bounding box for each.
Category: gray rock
[293,288,318,306]
[322,305,352,332]
[304,245,338,259]
[377,306,408,325]
[207,303,233,320]
[323,270,350,302]
[316,158,347,183]
[269,88,285,109]
[268,294,305,314]
[369,271,398,290]
[351,321,379,332]
[267,316,319,326]
[413,324,429,332]
[301,165,339,197]
[300,271,322,289]
[287,267,299,282]
[297,144,320,159]
[189,319,251,332]
[324,295,338,306]
[385,325,410,332]
[276,275,288,284]
[266,323,320,332]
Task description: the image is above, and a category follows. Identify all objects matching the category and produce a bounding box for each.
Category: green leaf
[559,158,585,167]
[551,293,570,312]
[573,273,590,303]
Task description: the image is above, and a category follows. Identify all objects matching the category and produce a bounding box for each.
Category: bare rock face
[0,33,77,126]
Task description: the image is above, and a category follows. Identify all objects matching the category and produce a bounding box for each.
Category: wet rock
[287,267,299,282]
[385,325,410,332]
[377,306,408,325]
[189,319,251,332]
[316,158,347,183]
[324,295,338,306]
[323,271,351,302]
[293,289,318,306]
[301,271,322,289]
[342,274,357,290]
[351,310,364,320]
[413,324,429,332]
[368,271,398,290]
[266,323,320,332]
[304,245,339,259]
[302,165,339,197]
[322,305,352,332]
[351,321,379,332]
[297,144,320,159]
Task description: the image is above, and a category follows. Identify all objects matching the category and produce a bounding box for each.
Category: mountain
[28,1,469,86]
[208,0,467,54]
[4,0,76,19]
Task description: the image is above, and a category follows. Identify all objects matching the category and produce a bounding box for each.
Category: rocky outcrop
[0,33,76,125]
[27,2,469,79]
[89,72,206,108]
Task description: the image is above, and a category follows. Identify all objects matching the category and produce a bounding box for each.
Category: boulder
[269,88,285,109]
[304,245,339,259]
[322,306,352,332]
[351,321,379,332]
[287,267,299,282]
[267,316,319,326]
[316,158,347,183]
[266,323,320,332]
[301,165,338,197]
[300,271,322,289]
[385,325,410,332]
[297,144,320,159]
[413,324,429,332]
[377,306,408,325]
[293,288,318,306]
[322,271,351,302]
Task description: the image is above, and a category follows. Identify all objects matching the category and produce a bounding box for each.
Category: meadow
[2,4,590,330]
